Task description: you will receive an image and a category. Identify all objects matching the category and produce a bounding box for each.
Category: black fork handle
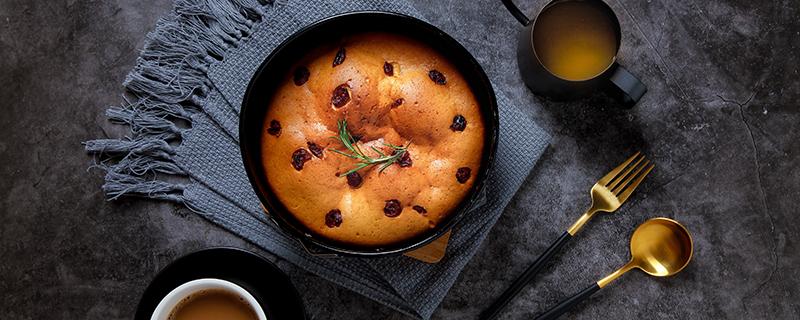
[479,231,573,320]
[534,283,601,320]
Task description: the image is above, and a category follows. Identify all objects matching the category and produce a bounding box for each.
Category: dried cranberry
[398,150,412,167]
[346,172,363,188]
[333,47,346,67]
[428,69,446,85]
[331,84,350,108]
[450,115,467,131]
[383,199,402,217]
[383,62,394,76]
[291,148,312,171]
[390,98,404,108]
[267,120,281,137]
[325,209,342,228]
[456,167,471,184]
[293,66,309,86]
[307,141,324,158]
[412,205,427,215]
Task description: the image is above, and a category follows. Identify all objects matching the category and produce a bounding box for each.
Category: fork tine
[598,152,642,186]
[616,163,655,204]
[606,156,646,191]
[597,152,645,190]
[612,159,650,194]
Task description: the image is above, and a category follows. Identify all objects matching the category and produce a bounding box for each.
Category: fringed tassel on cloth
[102,170,186,202]
[84,0,268,202]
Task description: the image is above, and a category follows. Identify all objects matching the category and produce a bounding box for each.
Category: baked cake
[260,32,485,247]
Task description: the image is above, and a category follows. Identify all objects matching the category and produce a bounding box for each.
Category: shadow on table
[536,91,650,164]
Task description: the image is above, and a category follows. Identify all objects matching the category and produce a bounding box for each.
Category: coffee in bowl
[169,289,257,320]
[151,278,266,320]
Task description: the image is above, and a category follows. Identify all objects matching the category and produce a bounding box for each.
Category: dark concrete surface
[1,0,798,319]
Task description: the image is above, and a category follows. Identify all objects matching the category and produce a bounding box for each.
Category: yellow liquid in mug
[532,0,618,81]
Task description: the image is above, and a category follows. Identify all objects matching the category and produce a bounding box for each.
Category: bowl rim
[239,10,499,257]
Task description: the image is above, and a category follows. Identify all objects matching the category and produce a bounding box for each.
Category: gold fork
[479,152,654,320]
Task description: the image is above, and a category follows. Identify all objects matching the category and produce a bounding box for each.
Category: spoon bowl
[596,217,693,288]
[629,217,693,277]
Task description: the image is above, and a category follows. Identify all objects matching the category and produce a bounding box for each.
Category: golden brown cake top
[260,32,485,247]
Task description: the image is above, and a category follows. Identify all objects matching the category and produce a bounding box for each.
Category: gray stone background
[1,0,798,319]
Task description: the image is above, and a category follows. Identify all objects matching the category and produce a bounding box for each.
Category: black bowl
[239,11,499,257]
[134,247,306,319]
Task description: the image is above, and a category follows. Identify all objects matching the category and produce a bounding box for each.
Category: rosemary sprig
[330,120,410,176]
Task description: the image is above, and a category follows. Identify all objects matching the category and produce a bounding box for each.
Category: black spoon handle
[479,231,573,320]
[534,283,601,320]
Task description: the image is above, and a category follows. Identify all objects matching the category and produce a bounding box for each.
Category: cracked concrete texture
[0,0,798,319]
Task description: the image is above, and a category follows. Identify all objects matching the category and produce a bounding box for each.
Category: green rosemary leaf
[331,119,411,176]
[353,142,366,158]
[382,142,407,150]
[370,146,386,157]
[341,163,370,176]
[329,149,360,159]
[378,161,393,173]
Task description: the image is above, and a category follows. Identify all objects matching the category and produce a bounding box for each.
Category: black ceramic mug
[503,0,646,107]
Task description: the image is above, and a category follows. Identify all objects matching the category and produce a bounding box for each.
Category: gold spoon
[535,217,693,320]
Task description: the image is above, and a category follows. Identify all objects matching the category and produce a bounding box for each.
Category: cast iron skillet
[239,11,499,257]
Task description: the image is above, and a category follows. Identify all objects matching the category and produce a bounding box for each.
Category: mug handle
[607,64,647,108]
[502,0,532,26]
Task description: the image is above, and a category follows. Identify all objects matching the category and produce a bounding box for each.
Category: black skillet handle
[479,231,573,320]
[534,283,601,320]
[607,64,647,108]
[297,237,340,258]
[263,204,340,258]
[501,0,532,26]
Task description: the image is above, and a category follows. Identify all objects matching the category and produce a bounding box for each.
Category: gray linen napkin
[85,0,549,318]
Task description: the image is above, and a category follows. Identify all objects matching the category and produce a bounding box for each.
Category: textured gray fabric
[85,0,549,318]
